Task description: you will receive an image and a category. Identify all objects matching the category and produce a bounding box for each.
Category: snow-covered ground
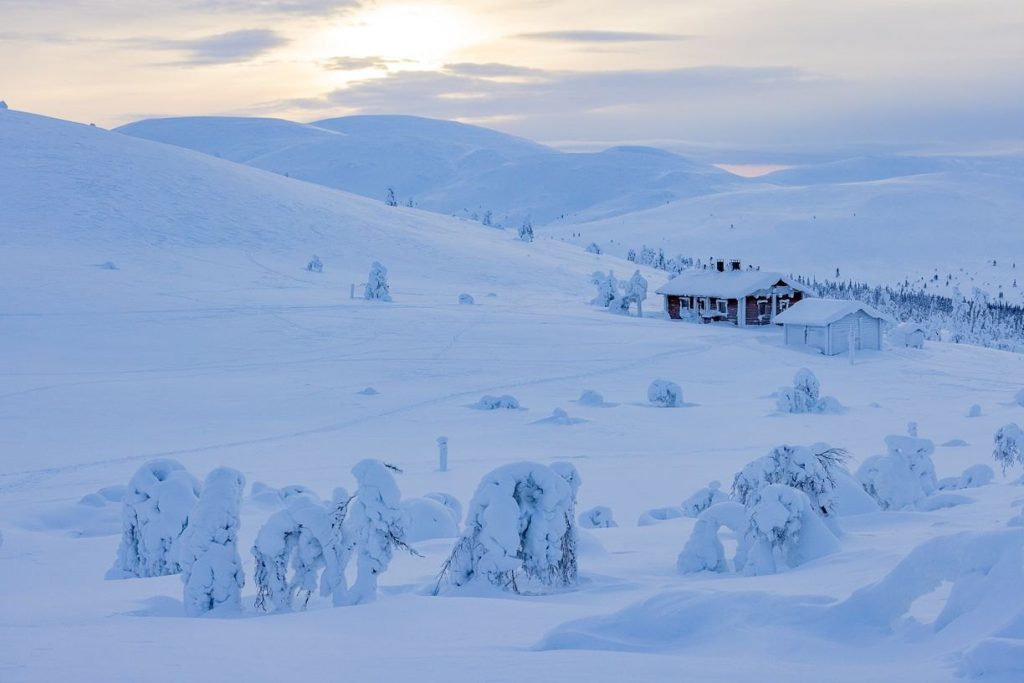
[2,108,1024,681]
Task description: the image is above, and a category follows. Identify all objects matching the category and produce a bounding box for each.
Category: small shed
[774,299,893,355]
[891,322,926,348]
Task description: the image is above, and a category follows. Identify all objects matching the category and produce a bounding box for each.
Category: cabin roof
[894,322,926,333]
[655,270,806,298]
[774,298,894,326]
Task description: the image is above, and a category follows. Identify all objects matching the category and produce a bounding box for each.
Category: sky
[1,0,1022,157]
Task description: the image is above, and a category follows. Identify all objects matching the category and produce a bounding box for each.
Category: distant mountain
[116,114,744,226]
[761,154,1024,186]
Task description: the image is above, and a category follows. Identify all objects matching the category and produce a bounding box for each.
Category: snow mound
[637,506,685,526]
[579,506,617,529]
[533,407,587,425]
[401,496,459,542]
[647,380,683,407]
[776,368,843,414]
[574,389,613,407]
[471,394,522,410]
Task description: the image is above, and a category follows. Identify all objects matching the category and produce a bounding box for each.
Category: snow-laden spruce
[175,467,245,617]
[436,461,580,593]
[740,484,841,575]
[579,505,617,528]
[518,218,534,242]
[364,261,392,301]
[107,459,201,579]
[732,444,848,520]
[681,480,729,518]
[344,459,411,605]
[857,434,939,510]
[776,368,842,414]
[251,493,336,612]
[590,270,618,308]
[648,379,683,407]
[993,423,1024,475]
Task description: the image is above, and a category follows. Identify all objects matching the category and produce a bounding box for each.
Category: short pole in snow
[848,328,856,365]
[350,283,355,300]
[437,436,448,472]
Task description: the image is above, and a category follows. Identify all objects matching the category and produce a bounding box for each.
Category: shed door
[859,317,880,349]
[806,326,827,353]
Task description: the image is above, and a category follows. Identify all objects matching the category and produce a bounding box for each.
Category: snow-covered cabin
[774,298,893,355]
[656,259,808,326]
[890,322,926,348]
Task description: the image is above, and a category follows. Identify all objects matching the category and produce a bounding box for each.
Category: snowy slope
[3,107,1024,683]
[116,114,743,226]
[551,169,1024,297]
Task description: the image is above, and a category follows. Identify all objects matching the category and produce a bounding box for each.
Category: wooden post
[437,436,448,472]
[636,300,643,318]
[350,283,355,299]
[848,327,856,365]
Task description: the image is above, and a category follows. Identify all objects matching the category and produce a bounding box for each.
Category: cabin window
[680,298,690,309]
[716,299,728,315]
[777,299,790,312]
[757,300,769,317]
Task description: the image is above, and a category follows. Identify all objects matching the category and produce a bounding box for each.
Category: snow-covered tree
[471,394,520,410]
[176,467,245,617]
[578,506,617,528]
[343,460,411,605]
[436,461,579,593]
[677,501,746,573]
[585,242,601,255]
[739,484,841,576]
[518,218,534,242]
[994,423,1024,474]
[681,481,729,518]
[108,459,201,579]
[384,187,397,207]
[619,270,648,316]
[648,379,683,407]
[857,435,938,510]
[776,368,842,414]
[733,445,848,519]
[590,270,618,307]
[364,261,392,302]
[306,255,323,273]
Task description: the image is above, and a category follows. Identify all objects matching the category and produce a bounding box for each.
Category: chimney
[716,259,725,272]
[730,259,742,271]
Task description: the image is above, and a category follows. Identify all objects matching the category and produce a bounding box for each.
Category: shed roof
[894,322,926,333]
[774,298,894,326]
[655,270,805,298]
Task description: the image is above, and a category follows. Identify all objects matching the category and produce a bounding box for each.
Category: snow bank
[533,407,586,425]
[401,496,459,542]
[637,506,685,526]
[107,459,201,579]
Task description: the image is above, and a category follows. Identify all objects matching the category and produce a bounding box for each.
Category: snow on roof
[774,298,894,326]
[894,322,926,333]
[655,270,805,298]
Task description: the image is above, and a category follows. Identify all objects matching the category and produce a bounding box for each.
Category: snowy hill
[116,114,743,226]
[551,167,1024,298]
[4,106,1024,682]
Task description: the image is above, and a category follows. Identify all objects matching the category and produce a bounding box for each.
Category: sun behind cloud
[314,2,484,76]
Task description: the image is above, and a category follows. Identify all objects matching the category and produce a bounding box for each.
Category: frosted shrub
[681,481,729,518]
[576,389,606,406]
[306,255,323,273]
[776,368,842,414]
[518,218,534,242]
[458,293,474,305]
[648,380,683,407]
[857,435,938,510]
[579,506,617,529]
[436,461,579,593]
[176,467,245,617]
[739,484,841,576]
[590,271,618,307]
[733,445,848,519]
[994,423,1024,474]
[957,464,995,489]
[585,242,601,254]
[364,261,392,301]
[108,459,201,579]
[343,460,411,605]
[402,497,459,542]
[471,394,521,410]
[424,492,463,527]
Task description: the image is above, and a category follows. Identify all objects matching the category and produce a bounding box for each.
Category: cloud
[514,30,686,43]
[148,29,288,65]
[185,0,361,15]
[443,62,546,78]
[320,55,411,71]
